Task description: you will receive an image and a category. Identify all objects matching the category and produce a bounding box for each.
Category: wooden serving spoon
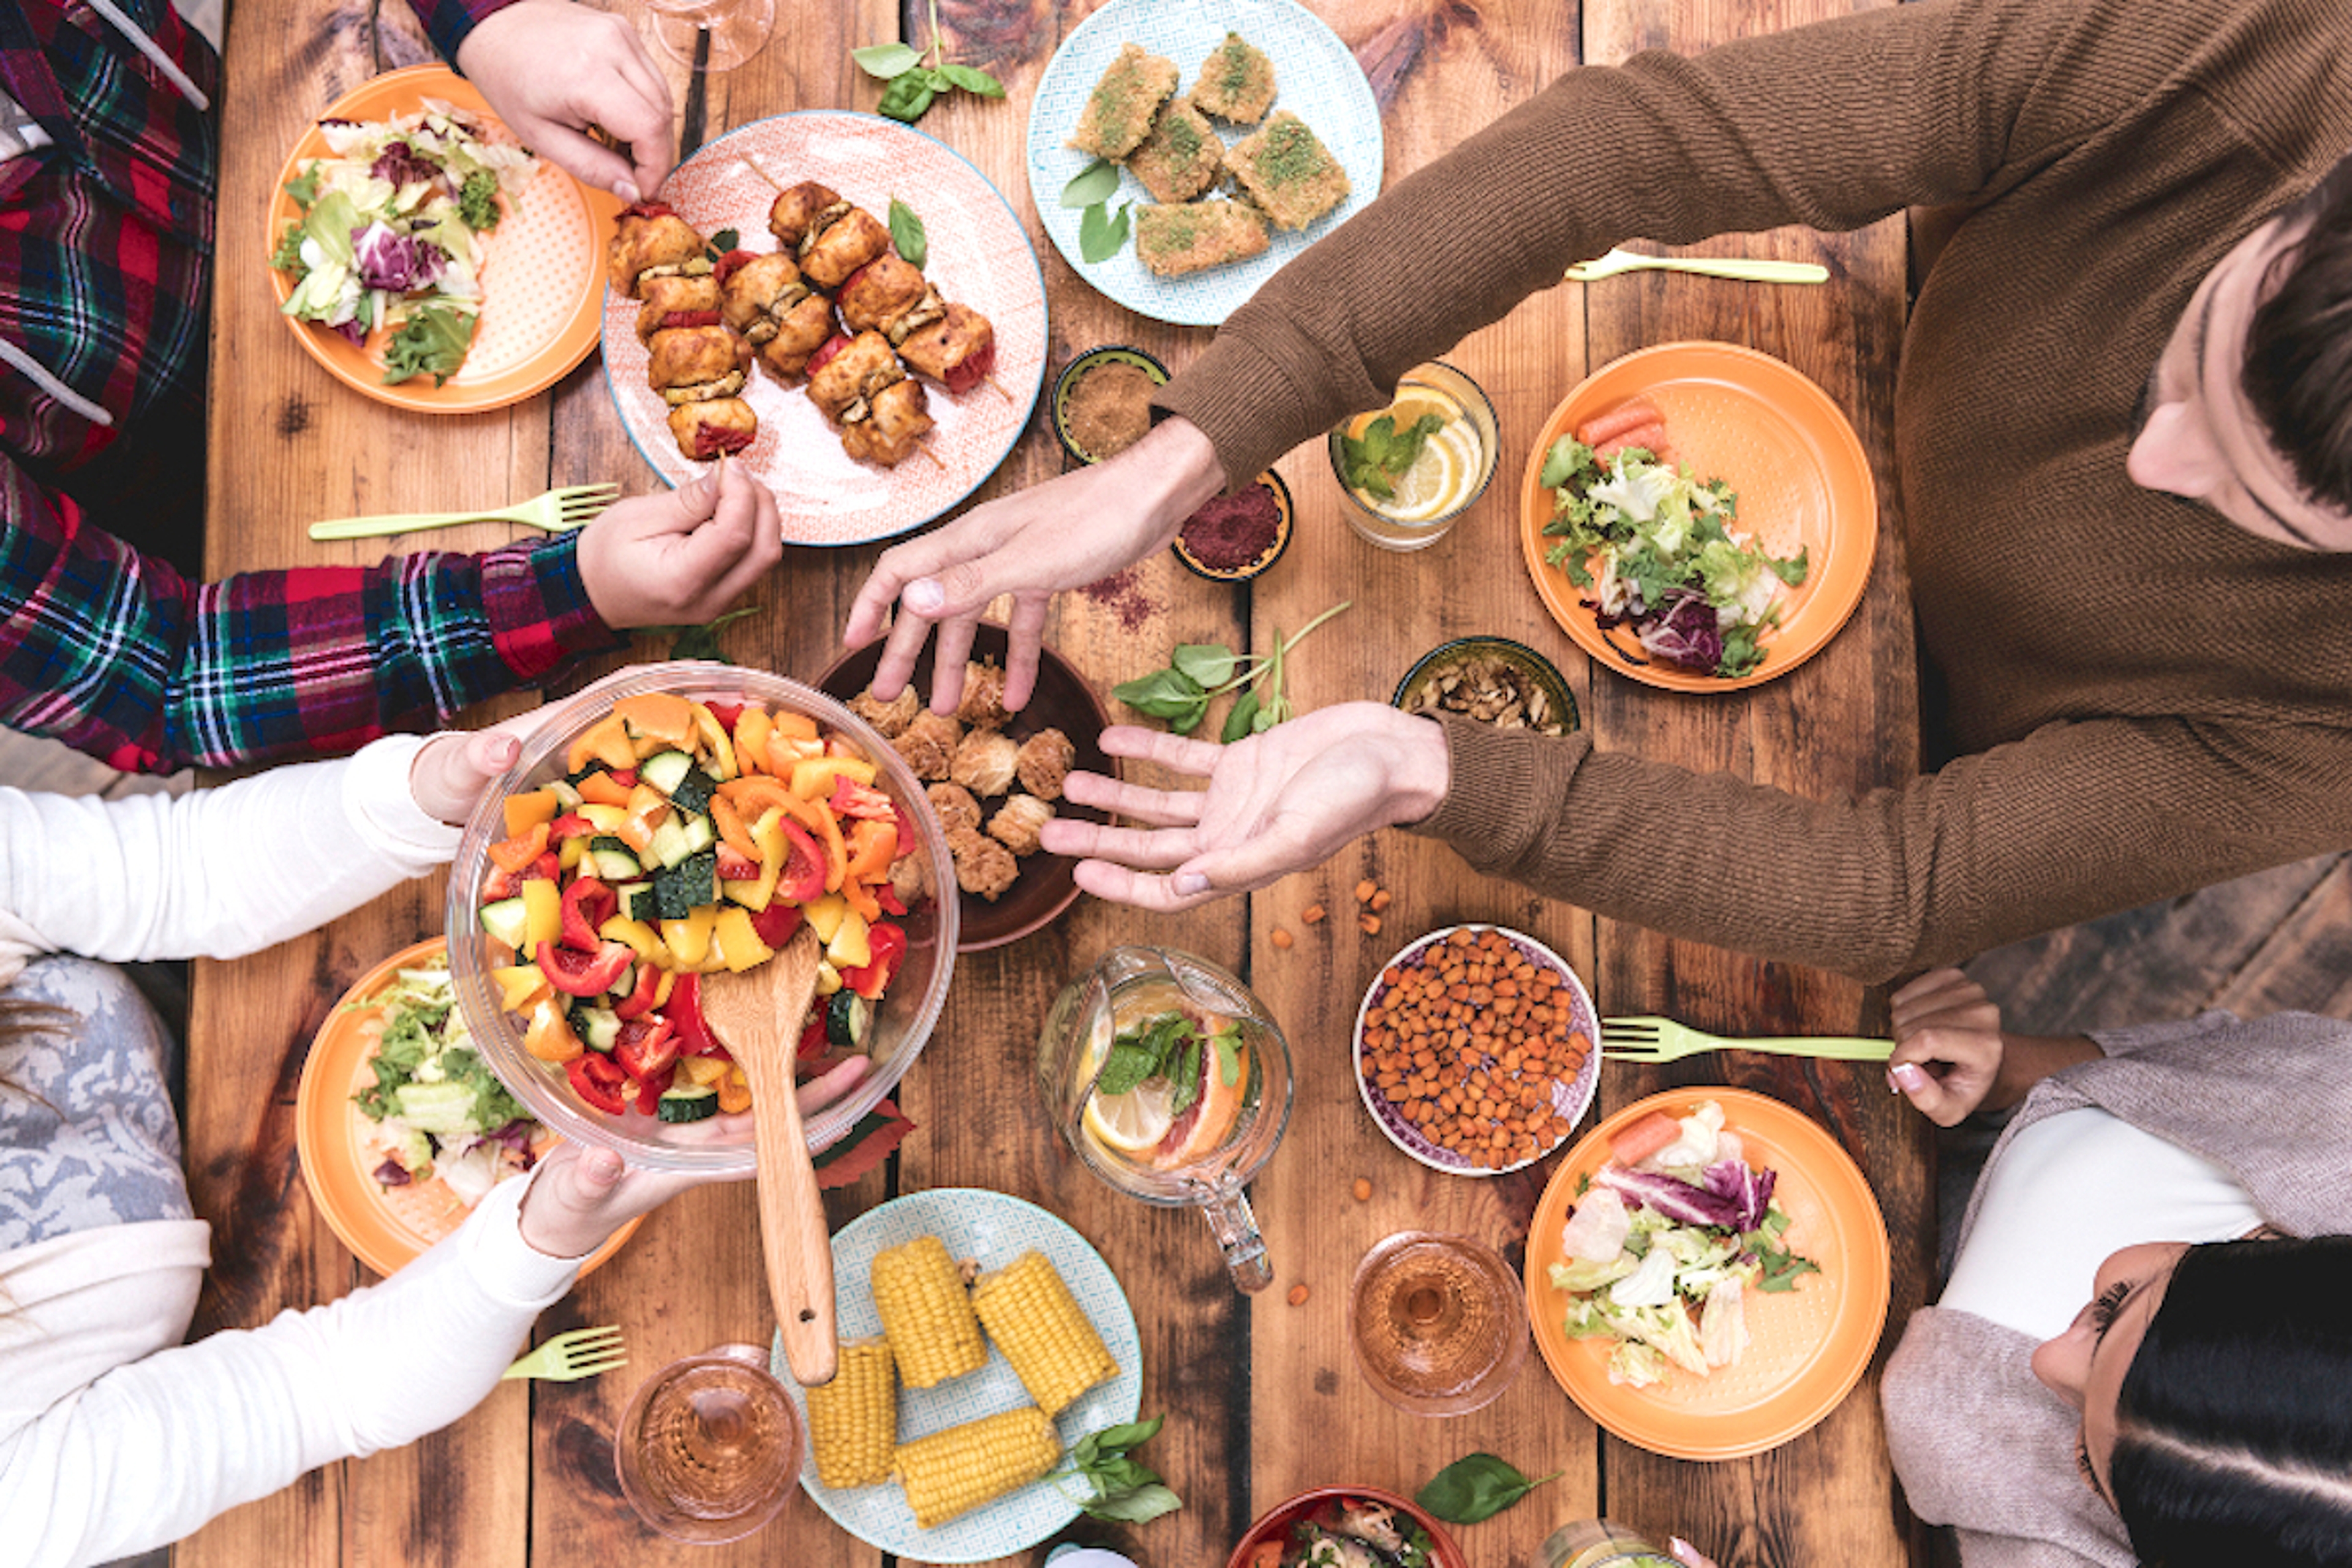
[697,925,838,1386]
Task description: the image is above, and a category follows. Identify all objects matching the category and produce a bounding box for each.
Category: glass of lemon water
[1327,360,1501,551]
[1036,947,1294,1292]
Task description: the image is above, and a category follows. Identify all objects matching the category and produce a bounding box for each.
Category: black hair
[2109,1236,2352,1568]
[2242,151,2352,514]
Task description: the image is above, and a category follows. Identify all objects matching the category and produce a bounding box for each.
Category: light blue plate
[1025,0,1383,326]
[772,1188,1144,1563]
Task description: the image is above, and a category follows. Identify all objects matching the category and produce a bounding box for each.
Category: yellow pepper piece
[654,968,677,1009]
[661,906,717,968]
[598,916,669,967]
[791,755,879,801]
[557,835,587,873]
[719,808,788,913]
[680,1054,731,1087]
[804,892,850,943]
[714,907,774,973]
[576,802,628,832]
[519,878,563,949]
[491,963,549,1013]
[688,701,739,781]
[502,788,560,839]
[815,959,842,997]
[733,707,774,775]
[825,908,872,970]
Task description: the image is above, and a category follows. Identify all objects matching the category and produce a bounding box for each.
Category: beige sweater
[1156,0,2352,982]
[1879,1010,2352,1567]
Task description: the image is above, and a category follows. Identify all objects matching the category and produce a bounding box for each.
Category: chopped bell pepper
[772,711,820,742]
[612,692,698,750]
[526,995,585,1062]
[797,1014,831,1060]
[567,713,639,775]
[503,788,562,839]
[791,755,877,801]
[539,939,633,998]
[565,1051,628,1112]
[519,877,564,949]
[824,908,872,970]
[715,843,762,883]
[492,962,551,1013]
[688,701,738,780]
[830,777,899,823]
[764,729,826,775]
[576,769,635,809]
[842,921,907,1001]
[548,812,602,841]
[713,907,773,973]
[557,835,587,873]
[487,822,551,873]
[560,878,618,951]
[613,1016,680,1083]
[804,892,850,943]
[843,818,898,885]
[842,879,881,925]
[717,1066,752,1114]
[598,916,668,967]
[709,793,761,864]
[679,1054,732,1087]
[748,900,802,952]
[612,958,665,1020]
[666,973,723,1056]
[814,959,842,996]
[733,707,774,775]
[704,699,745,731]
[660,906,717,969]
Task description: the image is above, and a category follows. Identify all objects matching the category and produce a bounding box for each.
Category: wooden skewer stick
[740,153,784,192]
[984,373,1014,403]
[914,440,947,472]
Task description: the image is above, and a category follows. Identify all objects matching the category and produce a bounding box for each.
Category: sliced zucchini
[616,882,662,923]
[570,1005,623,1052]
[825,990,874,1050]
[478,895,529,949]
[588,834,635,856]
[647,815,695,869]
[656,1082,720,1123]
[652,850,718,921]
[668,764,718,816]
[639,749,695,796]
[588,848,646,881]
[679,811,717,856]
[549,779,584,812]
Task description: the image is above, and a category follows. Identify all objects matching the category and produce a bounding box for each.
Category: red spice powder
[1178,481,1284,571]
[1079,565,1161,632]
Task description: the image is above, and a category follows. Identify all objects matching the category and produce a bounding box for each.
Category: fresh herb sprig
[1061,159,1131,263]
[1052,1415,1183,1524]
[643,605,760,662]
[1338,412,1446,500]
[1414,1452,1562,1525]
[886,198,927,269]
[853,0,1005,126]
[1093,1011,1240,1117]
[1111,600,1352,739]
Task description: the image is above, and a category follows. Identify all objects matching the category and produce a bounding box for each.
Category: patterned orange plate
[263,66,621,413]
[601,110,1049,546]
[1518,342,1877,692]
[295,938,638,1278]
[1525,1087,1890,1461]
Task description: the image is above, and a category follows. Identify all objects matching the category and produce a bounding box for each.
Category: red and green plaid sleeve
[408,0,524,69]
[0,458,624,774]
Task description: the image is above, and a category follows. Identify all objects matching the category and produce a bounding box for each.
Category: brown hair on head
[2242,149,2352,514]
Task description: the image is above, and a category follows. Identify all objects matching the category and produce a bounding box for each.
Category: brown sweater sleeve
[1412,712,2352,984]
[1156,0,2127,487]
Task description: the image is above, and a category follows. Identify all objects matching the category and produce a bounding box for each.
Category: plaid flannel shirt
[0,0,624,774]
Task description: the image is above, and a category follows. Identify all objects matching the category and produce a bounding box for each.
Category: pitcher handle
[1197,1184,1273,1293]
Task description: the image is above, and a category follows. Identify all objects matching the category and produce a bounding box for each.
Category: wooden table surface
[191,1,1928,1563]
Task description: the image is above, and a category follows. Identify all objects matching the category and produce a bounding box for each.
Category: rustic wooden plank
[1575,0,1926,1562]
[1241,2,1604,1562]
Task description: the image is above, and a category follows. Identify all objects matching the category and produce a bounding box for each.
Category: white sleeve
[16,1174,584,1567]
[0,735,461,964]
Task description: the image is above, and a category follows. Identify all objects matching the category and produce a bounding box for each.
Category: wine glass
[614,1343,801,1543]
[1348,1232,1529,1416]
[638,0,775,72]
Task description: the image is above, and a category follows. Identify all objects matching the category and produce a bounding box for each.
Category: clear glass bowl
[445,662,959,1174]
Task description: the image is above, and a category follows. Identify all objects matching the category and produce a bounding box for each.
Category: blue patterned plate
[772,1188,1144,1562]
[1025,0,1382,326]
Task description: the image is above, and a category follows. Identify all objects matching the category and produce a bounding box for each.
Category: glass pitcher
[1036,946,1294,1292]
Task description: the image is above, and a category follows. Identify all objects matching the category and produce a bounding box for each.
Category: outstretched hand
[1886,968,2005,1125]
[576,460,782,631]
[842,418,1225,715]
[455,0,673,203]
[516,1055,870,1259]
[1036,703,1452,912]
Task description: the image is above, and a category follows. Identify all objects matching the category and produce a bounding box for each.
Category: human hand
[576,459,782,631]
[454,0,672,202]
[842,418,1224,715]
[1036,703,1451,912]
[408,711,548,824]
[516,1055,869,1258]
[1668,1538,1721,1568]
[1887,967,2005,1126]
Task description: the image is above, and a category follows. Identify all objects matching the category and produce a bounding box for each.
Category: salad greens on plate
[273,99,537,385]
[1539,432,1807,679]
[349,957,539,1208]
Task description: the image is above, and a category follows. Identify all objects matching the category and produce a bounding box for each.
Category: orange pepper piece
[576,770,635,809]
[717,1068,752,1114]
[612,692,698,748]
[566,713,638,775]
[843,878,880,924]
[709,793,762,864]
[843,818,897,885]
[486,822,551,872]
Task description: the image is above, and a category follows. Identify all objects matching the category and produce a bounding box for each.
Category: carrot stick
[1576,397,1665,448]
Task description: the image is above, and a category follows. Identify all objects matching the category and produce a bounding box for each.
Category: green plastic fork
[501,1323,627,1382]
[1602,1016,1894,1063]
[307,481,620,541]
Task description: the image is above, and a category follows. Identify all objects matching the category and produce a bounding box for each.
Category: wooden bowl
[816,623,1114,951]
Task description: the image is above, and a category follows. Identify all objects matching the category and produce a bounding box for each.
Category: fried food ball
[849,685,921,739]
[1013,728,1076,801]
[926,781,982,835]
[889,845,934,909]
[987,794,1054,858]
[949,729,1020,797]
[955,662,1010,730]
[891,709,962,782]
[946,825,1019,902]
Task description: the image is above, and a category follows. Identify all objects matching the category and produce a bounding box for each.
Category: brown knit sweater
[1155,0,2352,983]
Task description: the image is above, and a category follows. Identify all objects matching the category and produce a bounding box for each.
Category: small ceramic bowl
[1354,923,1600,1177]
[1392,635,1580,736]
[1224,1485,1468,1568]
[1052,345,1169,465]
[1172,469,1293,582]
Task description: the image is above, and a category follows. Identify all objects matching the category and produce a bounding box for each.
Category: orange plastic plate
[1525,1087,1890,1460]
[1518,342,1877,692]
[295,937,638,1278]
[263,66,621,413]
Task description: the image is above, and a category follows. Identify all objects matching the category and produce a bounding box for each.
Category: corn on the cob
[870,1234,986,1388]
[970,1250,1117,1415]
[892,1405,1060,1528]
[804,1336,897,1488]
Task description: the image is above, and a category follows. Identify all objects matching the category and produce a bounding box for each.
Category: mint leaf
[851,42,922,77]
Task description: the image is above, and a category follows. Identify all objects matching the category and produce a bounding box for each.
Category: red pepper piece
[612,961,664,1021]
[705,699,745,730]
[627,1061,677,1113]
[559,877,617,952]
[660,308,723,331]
[666,974,724,1056]
[548,812,601,842]
[619,198,676,220]
[874,883,907,918]
[565,1052,629,1115]
[711,249,756,287]
[608,767,638,788]
[715,844,762,882]
[538,940,633,998]
[776,818,827,905]
[748,900,802,951]
[796,1014,831,1061]
[828,777,898,821]
[614,1016,680,1084]
[842,920,907,1001]
[529,850,562,883]
[805,333,851,376]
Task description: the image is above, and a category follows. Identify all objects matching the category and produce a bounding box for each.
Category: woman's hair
[2244,153,2352,516]
[2110,1235,2352,1567]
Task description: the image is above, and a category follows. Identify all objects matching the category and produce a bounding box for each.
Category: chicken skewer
[806,330,941,469]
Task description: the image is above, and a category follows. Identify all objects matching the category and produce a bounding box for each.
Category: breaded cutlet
[1128,96,1223,204]
[1191,31,1276,124]
[1133,199,1270,277]
[1066,42,1180,160]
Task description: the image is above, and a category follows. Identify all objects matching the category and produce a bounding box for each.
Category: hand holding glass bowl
[446,663,959,1175]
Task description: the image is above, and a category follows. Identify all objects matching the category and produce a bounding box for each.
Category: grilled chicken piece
[646,325,751,405]
[898,303,995,395]
[755,292,839,383]
[634,272,722,344]
[607,201,709,298]
[801,206,892,290]
[805,330,903,424]
[767,181,847,250]
[838,254,944,343]
[839,377,933,467]
[715,250,813,346]
[666,396,757,461]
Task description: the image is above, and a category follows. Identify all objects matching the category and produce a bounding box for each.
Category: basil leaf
[1079,198,1131,263]
[938,62,1005,97]
[1081,1482,1183,1523]
[1414,1453,1562,1525]
[1220,690,1260,744]
[708,227,739,254]
[887,198,927,269]
[1082,1414,1164,1457]
[1060,158,1120,209]
[1172,643,1237,688]
[1168,697,1208,735]
[876,67,940,123]
[1112,666,1207,718]
[1085,1455,1158,1492]
[851,41,923,78]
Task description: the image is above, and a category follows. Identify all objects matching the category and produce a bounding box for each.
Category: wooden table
[192,1,1928,1563]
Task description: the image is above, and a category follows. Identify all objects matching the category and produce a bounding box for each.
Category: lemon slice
[1384,393,1458,431]
[1380,430,1469,523]
[1084,1076,1180,1156]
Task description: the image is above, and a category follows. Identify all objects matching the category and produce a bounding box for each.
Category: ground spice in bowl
[1174,472,1292,579]
[1059,360,1159,461]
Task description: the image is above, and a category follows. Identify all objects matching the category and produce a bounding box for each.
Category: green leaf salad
[349,956,539,1210]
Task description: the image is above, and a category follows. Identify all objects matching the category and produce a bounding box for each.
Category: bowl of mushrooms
[818,622,1117,951]
[1392,636,1578,737]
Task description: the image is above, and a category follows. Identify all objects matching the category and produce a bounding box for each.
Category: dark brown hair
[2243,151,2352,513]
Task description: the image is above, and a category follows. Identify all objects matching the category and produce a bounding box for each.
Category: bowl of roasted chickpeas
[817,622,1117,951]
